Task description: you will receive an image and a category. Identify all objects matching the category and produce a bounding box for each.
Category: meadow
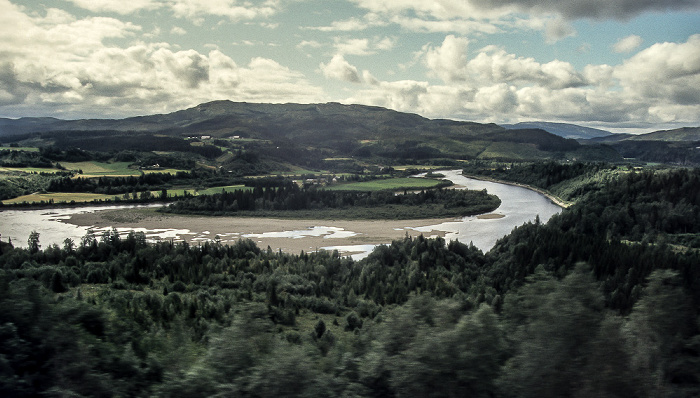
[325,177,447,191]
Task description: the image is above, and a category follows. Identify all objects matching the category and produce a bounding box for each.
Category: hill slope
[501,121,613,140]
[0,101,622,165]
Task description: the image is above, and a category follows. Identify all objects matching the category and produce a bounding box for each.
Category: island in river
[0,171,562,258]
[64,209,456,257]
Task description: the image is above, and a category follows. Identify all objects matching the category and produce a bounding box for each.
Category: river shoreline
[1,171,562,258]
[461,174,571,208]
[64,208,454,255]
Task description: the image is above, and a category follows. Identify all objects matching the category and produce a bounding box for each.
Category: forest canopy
[1,165,700,397]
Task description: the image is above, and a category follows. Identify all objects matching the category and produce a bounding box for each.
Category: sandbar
[64,208,455,255]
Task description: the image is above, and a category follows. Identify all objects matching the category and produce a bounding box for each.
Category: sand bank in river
[65,208,455,256]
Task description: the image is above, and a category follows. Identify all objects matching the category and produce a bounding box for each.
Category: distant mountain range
[588,127,700,143]
[500,121,613,140]
[0,101,698,164]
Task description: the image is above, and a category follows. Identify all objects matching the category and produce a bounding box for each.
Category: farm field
[2,192,116,204]
[61,161,141,177]
[325,177,446,191]
[0,166,63,174]
[0,146,39,152]
[61,161,188,177]
[0,184,253,205]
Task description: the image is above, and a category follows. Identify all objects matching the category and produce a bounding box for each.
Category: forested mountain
[594,127,700,142]
[2,165,700,397]
[501,121,613,139]
[0,101,621,165]
[584,126,700,164]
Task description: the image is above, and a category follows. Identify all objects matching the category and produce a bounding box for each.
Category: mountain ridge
[501,121,613,140]
[2,101,696,164]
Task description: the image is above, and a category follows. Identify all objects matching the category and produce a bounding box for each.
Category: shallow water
[0,204,163,248]
[0,170,561,258]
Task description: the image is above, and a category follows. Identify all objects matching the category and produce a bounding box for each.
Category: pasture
[325,177,446,191]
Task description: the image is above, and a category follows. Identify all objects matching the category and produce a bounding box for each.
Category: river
[0,170,561,258]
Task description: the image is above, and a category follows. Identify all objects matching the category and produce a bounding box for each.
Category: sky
[0,0,699,133]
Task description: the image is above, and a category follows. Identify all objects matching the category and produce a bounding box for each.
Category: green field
[326,177,446,191]
[142,168,189,175]
[0,166,63,174]
[0,184,253,205]
[62,161,141,177]
[163,185,252,197]
[196,185,252,195]
[2,192,117,204]
[0,146,40,152]
[59,161,188,177]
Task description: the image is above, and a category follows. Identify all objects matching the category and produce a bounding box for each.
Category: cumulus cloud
[167,0,278,21]
[466,47,586,89]
[545,17,576,43]
[170,26,187,35]
[423,35,470,82]
[306,15,386,32]
[350,0,514,21]
[65,0,281,21]
[613,34,643,53]
[475,83,517,113]
[336,34,700,128]
[614,34,700,106]
[331,36,397,56]
[333,38,372,56]
[320,55,362,83]
[64,0,159,14]
[0,0,323,117]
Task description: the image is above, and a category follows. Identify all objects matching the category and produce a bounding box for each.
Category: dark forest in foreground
[2,166,700,397]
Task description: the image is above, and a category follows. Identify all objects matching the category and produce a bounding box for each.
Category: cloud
[465,46,586,89]
[170,26,187,35]
[0,0,324,118]
[475,83,517,113]
[375,36,397,51]
[333,38,371,56]
[470,0,700,20]
[67,0,283,21]
[613,34,643,53]
[320,55,362,83]
[545,17,576,43]
[306,15,385,32]
[332,36,397,56]
[336,34,700,128]
[390,15,503,35]
[350,0,514,21]
[423,35,470,82]
[64,0,159,14]
[167,0,279,21]
[614,34,700,106]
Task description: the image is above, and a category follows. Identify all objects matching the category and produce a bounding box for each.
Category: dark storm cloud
[0,62,29,105]
[472,0,700,20]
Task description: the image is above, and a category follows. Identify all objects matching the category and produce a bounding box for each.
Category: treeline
[464,160,612,190]
[162,183,500,219]
[47,131,224,159]
[2,165,700,397]
[0,149,54,169]
[47,172,192,195]
[555,168,700,241]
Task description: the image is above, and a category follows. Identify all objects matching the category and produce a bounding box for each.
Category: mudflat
[65,208,454,255]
